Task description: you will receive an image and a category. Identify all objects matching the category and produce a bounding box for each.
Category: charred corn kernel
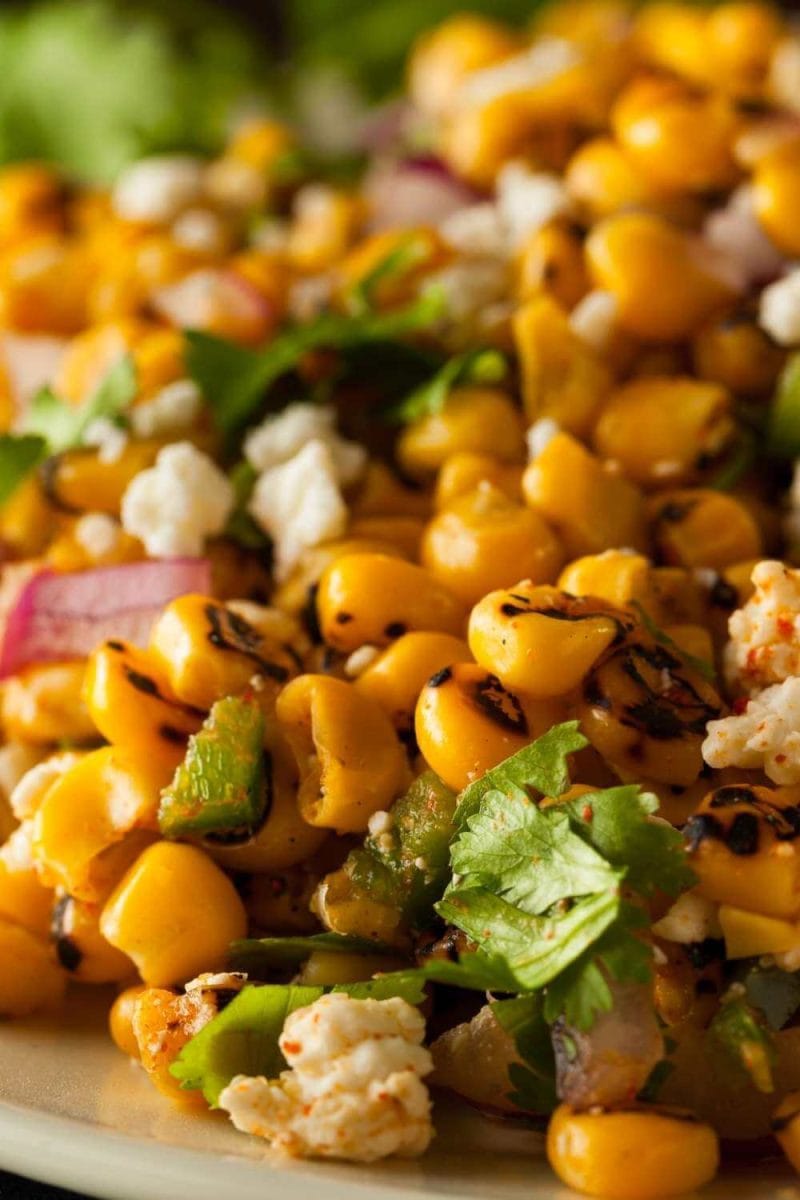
[0,475,54,557]
[316,554,465,653]
[565,137,669,222]
[516,220,590,309]
[434,452,523,510]
[593,377,735,489]
[648,488,763,570]
[347,516,425,559]
[422,485,564,607]
[648,566,706,625]
[685,784,800,918]
[203,750,327,873]
[396,386,524,478]
[513,296,612,437]
[273,537,407,616]
[51,893,134,983]
[32,746,166,901]
[313,866,405,945]
[354,631,472,736]
[586,212,736,342]
[415,661,563,791]
[707,2,782,93]
[0,917,66,1016]
[693,309,785,396]
[1,661,95,745]
[612,77,741,193]
[558,550,651,610]
[205,541,273,607]
[294,949,407,987]
[84,640,202,766]
[753,141,800,257]
[0,164,63,245]
[132,986,213,1106]
[43,441,161,516]
[0,830,54,938]
[468,583,632,697]
[663,623,714,667]
[719,904,800,958]
[579,635,722,786]
[634,4,712,84]
[148,595,298,712]
[275,674,408,833]
[109,983,145,1059]
[101,842,247,987]
[352,462,431,521]
[0,238,90,334]
[287,185,365,275]
[547,1103,719,1200]
[773,1091,800,1172]
[523,432,646,558]
[337,228,449,310]
[407,14,519,117]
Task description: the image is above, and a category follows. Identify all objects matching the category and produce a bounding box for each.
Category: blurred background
[0,0,541,182]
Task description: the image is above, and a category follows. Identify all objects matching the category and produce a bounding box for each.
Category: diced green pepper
[159,694,265,838]
[710,993,776,1094]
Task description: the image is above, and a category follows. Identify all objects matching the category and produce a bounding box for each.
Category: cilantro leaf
[186,289,445,438]
[0,433,46,504]
[230,932,396,973]
[25,353,137,453]
[710,992,776,1094]
[388,347,508,424]
[456,721,588,829]
[492,995,557,1113]
[767,352,800,459]
[223,461,269,550]
[630,600,716,684]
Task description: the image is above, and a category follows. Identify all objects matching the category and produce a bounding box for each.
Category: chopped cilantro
[0,433,47,504]
[348,235,431,316]
[492,994,557,1113]
[25,352,137,453]
[767,352,800,459]
[388,346,508,424]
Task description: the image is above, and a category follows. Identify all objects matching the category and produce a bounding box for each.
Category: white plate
[0,989,796,1200]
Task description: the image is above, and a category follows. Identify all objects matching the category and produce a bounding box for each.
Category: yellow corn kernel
[0,474,54,557]
[686,785,800,918]
[227,117,295,172]
[753,141,800,257]
[513,295,612,437]
[148,594,298,711]
[647,488,763,570]
[0,917,66,1017]
[51,893,134,983]
[347,516,425,560]
[287,185,366,275]
[440,94,541,192]
[469,583,631,697]
[634,4,712,84]
[276,674,409,833]
[42,440,161,516]
[407,14,519,118]
[647,566,706,625]
[579,632,722,786]
[55,318,144,404]
[547,1103,719,1200]
[0,237,90,335]
[585,212,737,342]
[354,631,472,736]
[396,386,524,478]
[523,432,646,558]
[516,219,590,309]
[84,640,202,767]
[0,164,63,245]
[692,309,785,397]
[295,949,407,987]
[565,137,671,222]
[109,983,145,1059]
[593,376,735,489]
[204,750,327,873]
[272,537,406,616]
[337,228,449,311]
[32,746,164,902]
[1,661,95,745]
[719,904,800,959]
[316,553,465,653]
[422,485,564,607]
[612,76,741,193]
[312,865,403,944]
[558,550,652,610]
[246,867,320,935]
[415,661,564,792]
[101,842,247,987]
[774,1091,800,1173]
[46,520,141,572]
[0,830,54,938]
[707,2,782,94]
[663,623,714,668]
[134,326,186,398]
[434,452,523,510]
[132,986,214,1105]
[351,461,432,520]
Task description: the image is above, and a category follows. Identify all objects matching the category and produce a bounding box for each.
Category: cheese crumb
[129,379,202,439]
[759,269,800,345]
[248,440,348,581]
[526,417,561,461]
[9,752,81,821]
[74,513,120,560]
[112,156,205,224]
[651,892,722,944]
[121,442,234,558]
[244,403,366,485]
[344,644,380,677]
[724,560,800,693]
[83,418,128,464]
[496,160,572,248]
[702,677,800,784]
[218,992,433,1162]
[569,290,618,352]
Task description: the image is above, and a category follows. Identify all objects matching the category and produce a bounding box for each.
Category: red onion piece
[0,558,211,679]
[364,156,476,232]
[152,269,274,343]
[0,332,67,411]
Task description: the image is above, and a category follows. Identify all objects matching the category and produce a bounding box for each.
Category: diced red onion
[0,332,68,410]
[364,156,476,231]
[358,100,414,153]
[151,268,274,343]
[0,558,211,678]
[702,186,785,291]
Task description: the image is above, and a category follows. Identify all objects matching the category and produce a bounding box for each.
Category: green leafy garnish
[186,289,445,438]
[492,994,557,1113]
[223,462,269,551]
[708,428,758,492]
[710,992,776,1094]
[630,601,716,685]
[0,433,47,505]
[230,932,397,973]
[348,235,431,316]
[388,347,508,424]
[767,352,800,459]
[25,353,137,454]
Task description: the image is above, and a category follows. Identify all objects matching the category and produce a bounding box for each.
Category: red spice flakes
[778,615,795,638]
[732,696,749,714]
[581,804,594,822]
[283,1040,302,1055]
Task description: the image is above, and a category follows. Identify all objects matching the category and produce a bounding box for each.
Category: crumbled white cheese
[129,379,203,439]
[344,644,380,677]
[459,37,581,108]
[184,972,248,993]
[496,161,572,248]
[759,269,800,346]
[73,513,120,560]
[422,258,509,328]
[568,290,619,352]
[367,810,393,838]
[702,677,800,784]
[724,560,800,693]
[651,892,722,944]
[9,753,81,821]
[171,208,228,255]
[526,417,561,461]
[439,203,510,259]
[218,992,433,1162]
[83,418,128,464]
[248,440,348,581]
[120,442,234,558]
[244,403,367,486]
[703,186,784,290]
[112,156,205,224]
